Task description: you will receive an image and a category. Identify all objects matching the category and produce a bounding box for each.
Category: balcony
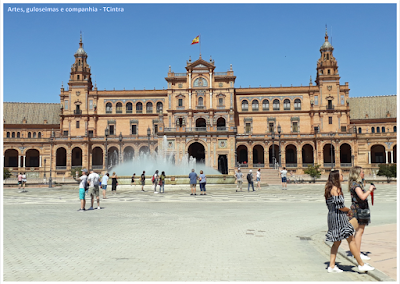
[286,163,298,168]
[340,163,352,167]
[326,105,335,110]
[217,127,227,131]
[74,110,82,115]
[324,163,336,168]
[196,106,205,110]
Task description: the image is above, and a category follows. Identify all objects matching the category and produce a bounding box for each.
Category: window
[198,97,204,106]
[154,125,158,134]
[327,100,333,109]
[283,99,290,110]
[273,99,280,110]
[328,117,332,124]
[341,95,345,105]
[314,126,319,133]
[252,100,259,111]
[109,125,115,135]
[341,126,346,132]
[376,127,380,133]
[394,126,397,132]
[328,69,331,75]
[38,132,41,138]
[116,102,123,113]
[76,121,80,128]
[294,99,301,110]
[146,102,153,113]
[77,75,80,80]
[267,123,274,133]
[12,132,15,138]
[63,131,68,136]
[131,125,137,135]
[218,98,224,106]
[65,100,69,110]
[126,102,133,113]
[241,100,248,111]
[292,122,298,132]
[89,100,93,110]
[178,118,183,127]
[28,132,31,138]
[262,99,269,110]
[88,130,93,137]
[178,99,183,107]
[371,127,375,133]
[17,132,20,138]
[314,96,318,105]
[6,132,10,138]
[358,127,362,134]
[136,102,143,113]
[382,127,385,133]
[33,132,36,138]
[106,102,112,113]
[245,123,251,133]
[156,102,163,112]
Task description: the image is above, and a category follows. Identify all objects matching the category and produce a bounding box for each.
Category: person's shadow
[345,250,372,258]
[324,261,356,272]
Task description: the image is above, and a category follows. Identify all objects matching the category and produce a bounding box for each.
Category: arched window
[358,127,362,134]
[273,99,280,110]
[371,127,375,133]
[376,127,380,133]
[6,132,10,138]
[156,102,163,112]
[283,99,290,110]
[136,102,143,113]
[262,99,269,110]
[106,102,112,113]
[294,99,301,110]
[12,132,15,138]
[198,97,204,106]
[17,132,20,138]
[38,132,41,138]
[193,77,208,87]
[241,100,248,111]
[146,102,153,113]
[382,127,385,133]
[252,100,259,111]
[126,102,133,113]
[394,126,397,132]
[33,132,36,138]
[116,102,123,113]
[28,132,31,138]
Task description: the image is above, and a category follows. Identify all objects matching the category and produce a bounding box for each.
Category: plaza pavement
[3,183,397,281]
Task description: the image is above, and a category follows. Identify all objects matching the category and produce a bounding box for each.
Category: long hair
[324,170,341,200]
[348,166,363,192]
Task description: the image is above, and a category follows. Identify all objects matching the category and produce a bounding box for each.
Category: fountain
[107,136,234,184]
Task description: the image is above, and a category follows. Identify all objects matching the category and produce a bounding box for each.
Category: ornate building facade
[3,32,397,179]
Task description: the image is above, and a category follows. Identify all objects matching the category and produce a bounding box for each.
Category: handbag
[357,208,370,222]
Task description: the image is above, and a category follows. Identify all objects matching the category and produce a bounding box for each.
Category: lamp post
[147,126,151,155]
[105,127,109,171]
[278,124,282,167]
[49,131,54,188]
[44,158,46,178]
[330,132,334,169]
[119,132,123,164]
[271,131,275,167]
[351,154,355,167]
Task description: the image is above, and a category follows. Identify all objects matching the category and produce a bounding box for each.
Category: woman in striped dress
[325,170,374,273]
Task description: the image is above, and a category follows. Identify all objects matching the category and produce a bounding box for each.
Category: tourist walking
[102,173,109,199]
[87,169,101,210]
[18,173,22,189]
[131,173,136,186]
[324,169,374,273]
[21,173,27,192]
[159,171,166,193]
[348,166,375,261]
[111,172,118,194]
[199,170,207,195]
[152,170,159,193]
[189,169,198,195]
[78,169,88,211]
[247,170,255,192]
[256,168,261,190]
[235,168,244,192]
[280,167,288,190]
[140,171,146,191]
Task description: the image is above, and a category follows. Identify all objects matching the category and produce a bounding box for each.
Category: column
[368,151,371,164]
[264,148,269,168]
[297,150,302,167]
[189,72,192,109]
[39,155,42,167]
[189,91,192,109]
[209,70,213,108]
[390,151,393,163]
[385,151,388,164]
[18,155,21,168]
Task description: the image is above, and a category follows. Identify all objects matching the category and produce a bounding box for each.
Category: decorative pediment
[325,95,334,100]
[175,93,186,98]
[74,99,82,105]
[185,57,215,71]
[216,93,226,98]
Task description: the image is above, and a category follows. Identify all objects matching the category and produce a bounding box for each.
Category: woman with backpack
[152,170,159,193]
[159,171,166,193]
[111,172,118,194]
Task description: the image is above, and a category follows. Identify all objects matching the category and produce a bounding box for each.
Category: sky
[1,2,398,103]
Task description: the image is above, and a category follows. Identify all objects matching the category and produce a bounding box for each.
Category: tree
[377,164,397,183]
[3,168,13,180]
[70,167,82,180]
[304,164,322,183]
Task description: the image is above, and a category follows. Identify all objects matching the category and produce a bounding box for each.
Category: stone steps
[236,168,282,185]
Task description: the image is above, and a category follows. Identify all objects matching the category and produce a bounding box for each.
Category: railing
[126,110,132,113]
[214,72,228,76]
[238,163,248,168]
[253,163,264,168]
[71,165,82,168]
[217,127,227,131]
[163,128,176,132]
[326,105,335,110]
[286,163,298,168]
[92,165,103,169]
[252,107,259,111]
[74,110,82,115]
[116,110,122,114]
[324,163,336,168]
[56,166,67,170]
[302,163,313,168]
[176,106,185,110]
[136,110,142,113]
[294,107,301,110]
[106,110,112,114]
[196,106,205,109]
[173,73,186,77]
[340,163,352,167]
[146,109,153,113]
[186,127,207,132]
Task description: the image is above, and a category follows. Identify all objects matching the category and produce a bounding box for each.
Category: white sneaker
[97,207,101,210]
[358,263,374,272]
[360,253,371,260]
[327,265,343,273]
[154,192,158,194]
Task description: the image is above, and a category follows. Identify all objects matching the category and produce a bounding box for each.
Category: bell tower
[68,33,93,90]
[315,28,340,86]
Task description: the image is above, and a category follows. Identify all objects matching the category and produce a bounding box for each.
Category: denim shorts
[79,188,85,200]
[102,184,107,190]
[256,177,260,182]
[282,177,287,183]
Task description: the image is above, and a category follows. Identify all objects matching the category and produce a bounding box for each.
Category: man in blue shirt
[188,169,198,196]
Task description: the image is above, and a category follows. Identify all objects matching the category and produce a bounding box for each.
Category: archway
[56,147,67,168]
[92,147,103,168]
[108,146,119,168]
[4,149,18,167]
[302,144,314,165]
[188,142,205,163]
[217,117,226,130]
[371,144,386,163]
[236,145,248,165]
[26,149,40,167]
[269,144,279,164]
[123,146,134,161]
[195,118,206,129]
[340,143,352,165]
[253,145,264,165]
[139,146,149,155]
[285,144,297,165]
[71,147,82,167]
[218,155,228,174]
[393,145,397,164]
[323,144,335,166]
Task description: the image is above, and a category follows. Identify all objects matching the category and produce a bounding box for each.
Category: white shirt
[280,170,287,178]
[257,171,261,178]
[102,175,109,185]
[87,172,100,187]
[79,175,88,188]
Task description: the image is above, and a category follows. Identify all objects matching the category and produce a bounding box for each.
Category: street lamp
[119,132,123,164]
[278,124,282,167]
[44,158,46,178]
[49,131,54,188]
[271,131,275,167]
[147,126,151,154]
[105,127,109,171]
[330,132,334,169]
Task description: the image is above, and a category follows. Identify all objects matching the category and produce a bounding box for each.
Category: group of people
[325,166,375,273]
[17,173,27,192]
[234,168,263,192]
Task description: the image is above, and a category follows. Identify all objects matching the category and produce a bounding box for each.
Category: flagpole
[199,34,201,58]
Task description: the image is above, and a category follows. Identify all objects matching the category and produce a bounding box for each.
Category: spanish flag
[191,35,199,45]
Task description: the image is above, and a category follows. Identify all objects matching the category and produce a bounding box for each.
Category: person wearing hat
[247,169,255,192]
[235,168,244,192]
[78,169,88,211]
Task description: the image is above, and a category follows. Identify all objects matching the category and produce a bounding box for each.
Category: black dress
[348,181,370,225]
[112,177,118,191]
[325,195,355,242]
